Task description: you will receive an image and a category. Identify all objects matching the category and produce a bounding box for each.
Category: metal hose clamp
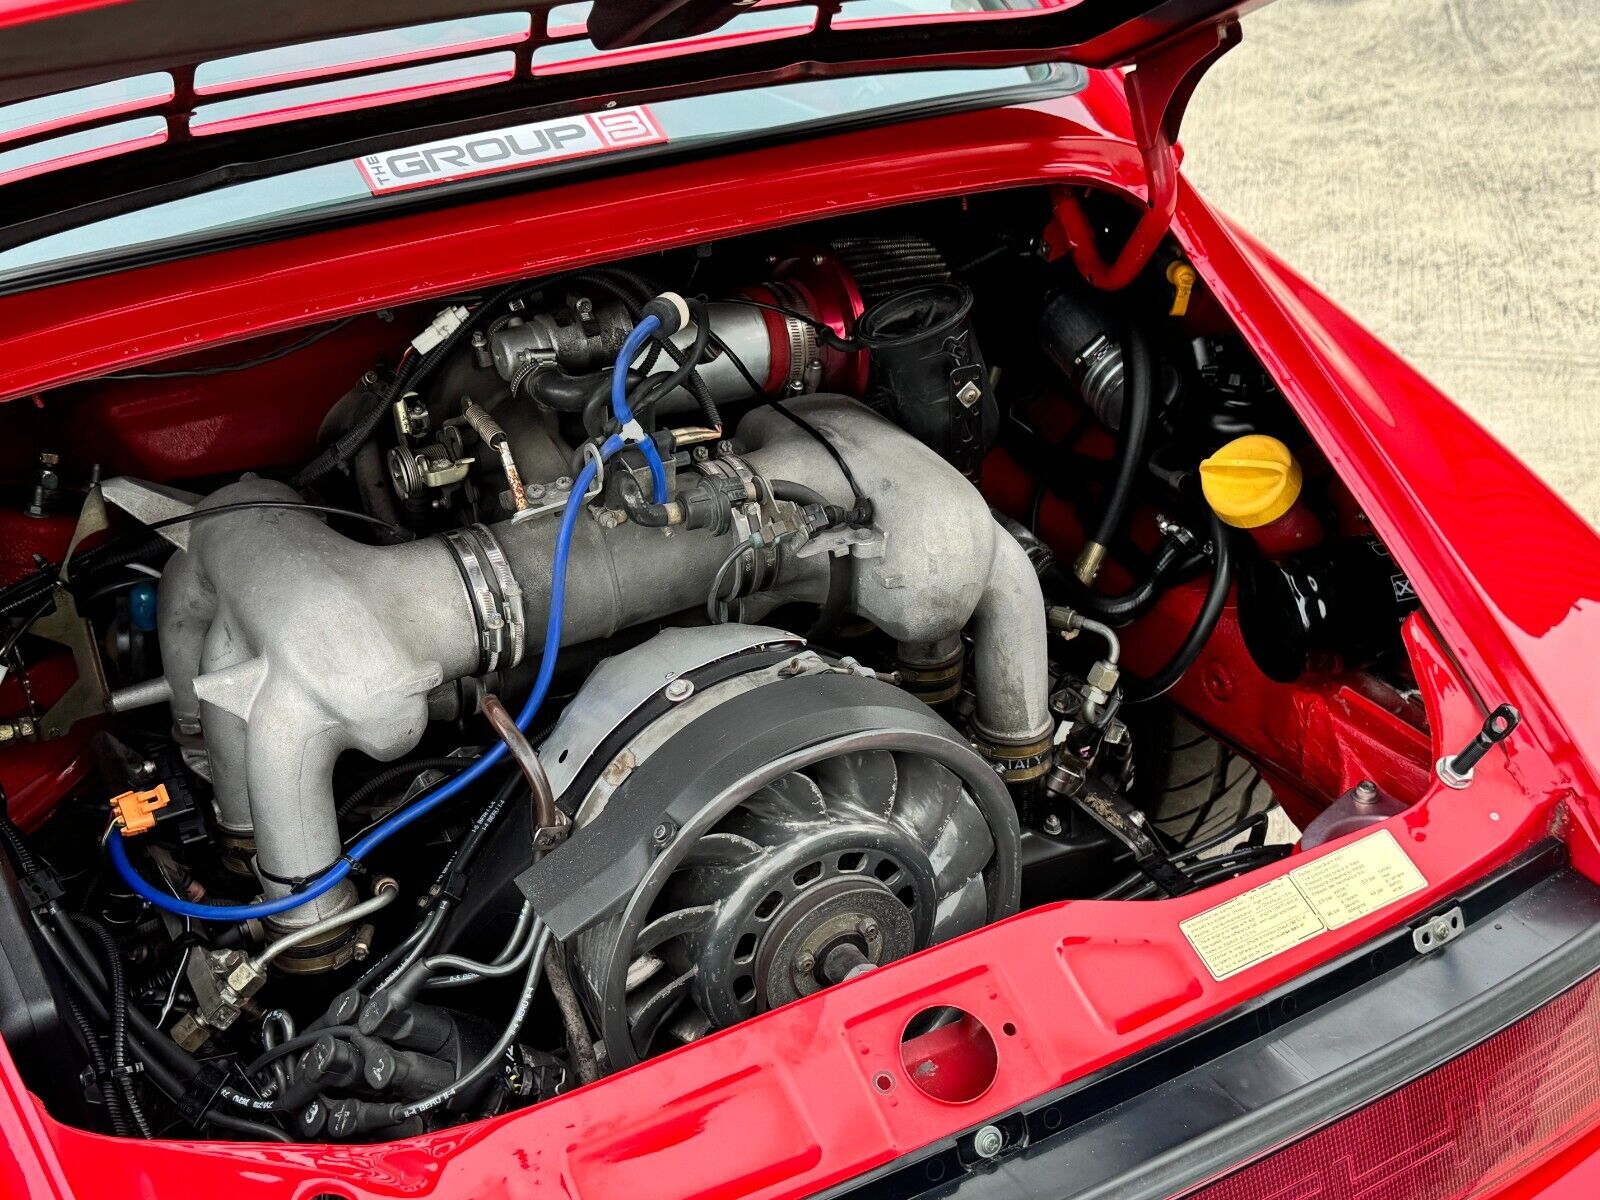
[441,525,526,671]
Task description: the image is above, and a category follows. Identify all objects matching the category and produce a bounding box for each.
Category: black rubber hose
[1048,536,1208,626]
[586,267,719,428]
[69,915,153,1137]
[1126,512,1235,704]
[48,910,289,1119]
[633,299,714,421]
[245,1025,359,1078]
[529,367,633,412]
[1082,323,1153,566]
[769,480,828,507]
[352,440,406,539]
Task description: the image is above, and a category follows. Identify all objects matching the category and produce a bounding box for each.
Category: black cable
[69,915,152,1137]
[295,280,535,487]
[102,318,357,380]
[717,295,857,352]
[44,909,277,1138]
[1171,807,1269,864]
[244,1025,358,1078]
[336,755,480,821]
[0,593,53,661]
[707,327,872,518]
[141,500,406,540]
[1105,845,1292,901]
[633,297,718,430]
[354,770,516,988]
[48,909,292,1119]
[62,986,133,1135]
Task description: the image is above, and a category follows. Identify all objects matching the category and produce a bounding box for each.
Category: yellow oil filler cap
[1199,435,1303,528]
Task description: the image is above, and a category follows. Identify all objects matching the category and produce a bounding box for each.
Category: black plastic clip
[176,1062,230,1124]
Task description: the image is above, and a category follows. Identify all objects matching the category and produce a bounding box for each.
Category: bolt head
[973,1125,1004,1158]
[664,678,694,702]
[651,821,673,845]
[793,952,816,976]
[857,918,880,942]
[955,380,983,409]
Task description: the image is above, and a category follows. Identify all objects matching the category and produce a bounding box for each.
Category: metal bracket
[1412,906,1464,955]
[1068,776,1197,897]
[794,523,886,561]
[26,587,112,740]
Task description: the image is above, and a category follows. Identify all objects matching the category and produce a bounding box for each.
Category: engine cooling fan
[530,637,1020,1069]
[626,748,997,1047]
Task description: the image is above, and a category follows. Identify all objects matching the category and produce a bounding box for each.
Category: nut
[1085,659,1120,694]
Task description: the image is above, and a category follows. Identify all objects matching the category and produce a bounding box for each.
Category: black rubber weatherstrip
[825,840,1600,1200]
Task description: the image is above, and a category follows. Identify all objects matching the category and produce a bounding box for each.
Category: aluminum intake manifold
[113,398,1048,928]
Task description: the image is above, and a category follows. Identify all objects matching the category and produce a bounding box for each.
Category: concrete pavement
[1181,0,1600,526]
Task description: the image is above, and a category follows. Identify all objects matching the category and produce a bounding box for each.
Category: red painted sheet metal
[0,78,1135,400]
[1173,187,1600,808]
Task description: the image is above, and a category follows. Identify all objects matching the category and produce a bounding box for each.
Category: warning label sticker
[355,106,667,195]
[1180,829,1427,981]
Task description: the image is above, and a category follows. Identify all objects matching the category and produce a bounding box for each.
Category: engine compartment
[0,188,1438,1143]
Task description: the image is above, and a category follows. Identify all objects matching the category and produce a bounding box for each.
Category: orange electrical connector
[109,784,171,836]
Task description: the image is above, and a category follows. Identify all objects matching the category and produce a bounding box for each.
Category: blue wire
[108,436,625,923]
[611,315,669,503]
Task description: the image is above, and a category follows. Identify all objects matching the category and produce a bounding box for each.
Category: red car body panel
[2,44,1599,1200]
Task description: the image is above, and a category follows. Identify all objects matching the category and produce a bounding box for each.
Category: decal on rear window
[354,105,666,195]
[1180,829,1427,981]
